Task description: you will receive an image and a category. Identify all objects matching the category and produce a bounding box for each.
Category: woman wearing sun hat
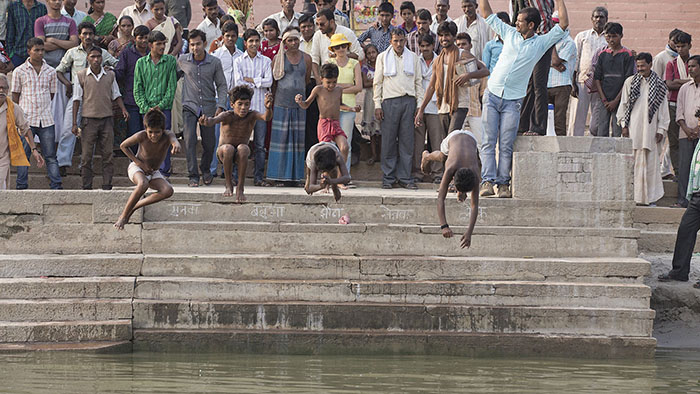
[327,33,362,176]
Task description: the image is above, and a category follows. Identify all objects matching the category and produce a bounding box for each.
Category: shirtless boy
[295,63,359,165]
[421,129,481,248]
[115,108,181,230]
[198,86,273,202]
[305,141,351,202]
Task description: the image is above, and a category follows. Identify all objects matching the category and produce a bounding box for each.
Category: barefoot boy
[305,141,351,202]
[198,86,273,202]
[295,63,358,166]
[421,129,481,248]
[115,108,181,230]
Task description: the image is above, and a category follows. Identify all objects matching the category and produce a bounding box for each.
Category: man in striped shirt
[233,29,273,186]
[11,37,62,189]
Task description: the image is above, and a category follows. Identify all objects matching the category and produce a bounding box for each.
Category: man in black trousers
[513,0,556,136]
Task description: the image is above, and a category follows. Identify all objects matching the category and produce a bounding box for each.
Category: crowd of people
[0,0,698,209]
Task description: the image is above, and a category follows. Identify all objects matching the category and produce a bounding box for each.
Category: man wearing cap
[310,8,363,82]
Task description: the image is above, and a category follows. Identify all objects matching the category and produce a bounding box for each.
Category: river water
[1,349,699,393]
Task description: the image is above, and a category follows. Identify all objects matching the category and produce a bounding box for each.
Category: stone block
[513,136,634,202]
[0,299,133,322]
[0,254,143,278]
[0,277,136,299]
[0,320,131,343]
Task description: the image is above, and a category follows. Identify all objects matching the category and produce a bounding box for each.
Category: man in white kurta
[617,55,670,205]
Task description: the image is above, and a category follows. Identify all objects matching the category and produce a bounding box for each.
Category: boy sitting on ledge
[115,108,181,230]
[199,86,273,202]
[421,129,481,248]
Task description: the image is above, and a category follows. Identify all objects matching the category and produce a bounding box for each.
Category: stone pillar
[512,136,634,202]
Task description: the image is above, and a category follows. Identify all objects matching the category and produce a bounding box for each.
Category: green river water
[1,349,699,393]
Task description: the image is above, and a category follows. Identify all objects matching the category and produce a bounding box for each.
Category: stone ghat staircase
[0,187,655,358]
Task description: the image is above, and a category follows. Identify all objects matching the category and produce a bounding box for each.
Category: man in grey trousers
[373,29,424,189]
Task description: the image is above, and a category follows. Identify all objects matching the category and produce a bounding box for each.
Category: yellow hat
[328,33,351,51]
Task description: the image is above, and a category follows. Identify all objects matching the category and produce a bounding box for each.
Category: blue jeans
[339,111,355,172]
[481,90,523,186]
[125,104,143,154]
[16,125,63,189]
[253,120,266,182]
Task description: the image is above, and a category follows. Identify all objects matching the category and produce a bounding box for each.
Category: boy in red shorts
[295,63,359,165]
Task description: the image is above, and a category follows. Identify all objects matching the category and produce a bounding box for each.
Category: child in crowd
[593,22,635,137]
[399,1,417,33]
[421,129,481,249]
[295,63,358,172]
[361,44,381,165]
[72,47,128,191]
[115,108,181,230]
[358,1,395,53]
[199,87,273,202]
[482,11,510,73]
[261,19,281,60]
[305,141,351,202]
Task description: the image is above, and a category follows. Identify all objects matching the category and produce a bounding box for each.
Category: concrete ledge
[133,329,656,359]
[0,340,133,353]
[0,299,133,322]
[132,300,654,337]
[0,254,143,278]
[133,278,650,308]
[141,254,650,283]
[0,320,132,343]
[0,277,136,299]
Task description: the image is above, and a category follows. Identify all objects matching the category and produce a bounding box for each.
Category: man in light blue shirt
[478,0,568,198]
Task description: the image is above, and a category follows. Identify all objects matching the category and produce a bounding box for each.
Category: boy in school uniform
[115,108,181,230]
[71,47,129,190]
[199,86,273,203]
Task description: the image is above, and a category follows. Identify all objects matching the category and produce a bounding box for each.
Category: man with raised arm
[478,0,568,198]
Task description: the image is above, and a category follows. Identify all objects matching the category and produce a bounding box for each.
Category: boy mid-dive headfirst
[199,86,273,202]
[421,129,481,248]
[115,108,181,230]
[304,141,351,202]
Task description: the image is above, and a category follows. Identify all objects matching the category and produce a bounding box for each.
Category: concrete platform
[133,277,650,309]
[133,301,654,337]
[132,329,657,359]
[0,299,132,322]
[0,277,135,299]
[0,320,131,343]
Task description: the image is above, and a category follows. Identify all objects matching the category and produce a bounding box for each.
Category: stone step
[144,191,632,228]
[633,206,685,232]
[0,254,143,278]
[142,254,650,283]
[0,340,132,353]
[132,300,654,337]
[639,231,700,254]
[0,277,135,299]
[10,173,428,191]
[0,299,132,322]
[141,222,639,258]
[132,329,656,358]
[0,320,131,343]
[133,278,650,309]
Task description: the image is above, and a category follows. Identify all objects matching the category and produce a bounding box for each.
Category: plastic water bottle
[546,104,556,136]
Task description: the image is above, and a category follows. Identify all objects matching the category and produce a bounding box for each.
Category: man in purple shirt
[115,25,150,150]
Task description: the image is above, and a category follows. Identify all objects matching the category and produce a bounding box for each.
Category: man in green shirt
[133,30,177,176]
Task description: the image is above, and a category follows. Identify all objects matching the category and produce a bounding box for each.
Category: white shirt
[419,55,438,114]
[258,11,302,37]
[430,15,453,34]
[233,52,273,113]
[197,17,221,52]
[61,6,87,26]
[73,67,122,103]
[455,14,494,61]
[213,45,244,90]
[119,3,153,27]
[373,47,424,107]
[574,28,606,84]
[310,25,364,66]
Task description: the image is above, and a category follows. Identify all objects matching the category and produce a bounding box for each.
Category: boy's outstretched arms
[295,87,319,109]
[256,93,274,121]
